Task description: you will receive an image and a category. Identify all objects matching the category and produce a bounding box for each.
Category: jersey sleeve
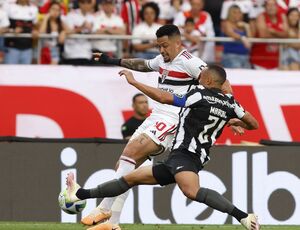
[145,55,162,71]
[173,86,203,108]
[233,99,246,119]
[183,56,207,79]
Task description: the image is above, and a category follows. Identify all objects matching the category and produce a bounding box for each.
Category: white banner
[0,65,299,143]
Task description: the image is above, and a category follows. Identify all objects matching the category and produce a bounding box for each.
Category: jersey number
[199,115,226,144]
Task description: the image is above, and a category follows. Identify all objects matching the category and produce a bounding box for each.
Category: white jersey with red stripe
[146,49,207,120]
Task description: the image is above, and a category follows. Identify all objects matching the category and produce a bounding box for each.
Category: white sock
[97,156,136,212]
[110,191,129,224]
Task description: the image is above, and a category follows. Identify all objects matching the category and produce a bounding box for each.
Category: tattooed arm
[93,52,152,72]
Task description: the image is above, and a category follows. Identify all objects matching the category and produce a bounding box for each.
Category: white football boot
[241,213,260,230]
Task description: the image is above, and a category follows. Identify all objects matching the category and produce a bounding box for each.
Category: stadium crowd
[0,0,299,69]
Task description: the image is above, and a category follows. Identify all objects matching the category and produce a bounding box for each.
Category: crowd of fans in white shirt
[0,0,299,70]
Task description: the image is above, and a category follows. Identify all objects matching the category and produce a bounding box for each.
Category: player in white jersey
[81,24,234,230]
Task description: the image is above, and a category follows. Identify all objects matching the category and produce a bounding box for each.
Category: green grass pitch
[0,223,300,230]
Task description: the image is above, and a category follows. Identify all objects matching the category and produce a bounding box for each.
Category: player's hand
[92,52,104,62]
[92,52,121,66]
[229,125,245,136]
[119,69,136,85]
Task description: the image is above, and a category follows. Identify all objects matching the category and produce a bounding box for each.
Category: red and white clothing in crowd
[276,0,300,13]
[221,0,254,20]
[250,0,300,18]
[5,2,38,49]
[63,9,95,59]
[250,11,286,69]
[120,0,140,34]
[173,10,215,63]
[92,10,125,53]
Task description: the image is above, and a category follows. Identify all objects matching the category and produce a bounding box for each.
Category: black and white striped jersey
[172,85,245,165]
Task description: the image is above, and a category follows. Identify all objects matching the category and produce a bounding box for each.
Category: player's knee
[181,186,198,200]
[122,143,139,159]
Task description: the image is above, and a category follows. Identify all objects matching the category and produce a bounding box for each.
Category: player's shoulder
[179,50,206,67]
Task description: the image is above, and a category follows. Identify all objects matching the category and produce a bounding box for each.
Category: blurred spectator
[0,0,10,63]
[204,0,225,36]
[221,4,252,68]
[249,0,300,20]
[121,93,149,140]
[250,0,288,69]
[39,0,68,64]
[4,0,39,64]
[221,0,253,22]
[120,0,140,57]
[132,1,161,59]
[281,7,300,70]
[182,17,202,57]
[39,0,67,15]
[221,0,253,36]
[120,0,140,35]
[276,0,300,14]
[62,0,94,65]
[92,0,125,57]
[173,0,215,63]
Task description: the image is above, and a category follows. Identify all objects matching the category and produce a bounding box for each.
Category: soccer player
[82,24,237,229]
[66,65,260,230]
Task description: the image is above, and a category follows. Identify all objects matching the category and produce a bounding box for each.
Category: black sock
[76,188,91,200]
[231,207,248,222]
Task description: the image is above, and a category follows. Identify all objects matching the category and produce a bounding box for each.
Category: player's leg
[174,171,259,229]
[166,148,260,230]
[67,165,157,200]
[85,118,176,226]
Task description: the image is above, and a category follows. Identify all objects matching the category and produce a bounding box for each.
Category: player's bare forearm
[228,119,252,130]
[229,112,259,130]
[120,59,152,72]
[119,69,173,104]
[131,81,173,104]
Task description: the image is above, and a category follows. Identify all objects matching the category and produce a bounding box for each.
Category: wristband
[98,53,121,66]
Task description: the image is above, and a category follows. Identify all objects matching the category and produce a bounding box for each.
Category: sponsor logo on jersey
[203,95,234,108]
[161,69,169,83]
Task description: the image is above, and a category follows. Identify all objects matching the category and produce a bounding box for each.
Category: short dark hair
[132,93,145,103]
[185,17,194,24]
[156,24,181,38]
[140,2,160,21]
[287,7,299,16]
[207,64,227,85]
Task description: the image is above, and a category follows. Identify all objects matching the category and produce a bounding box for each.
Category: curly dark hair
[140,2,160,22]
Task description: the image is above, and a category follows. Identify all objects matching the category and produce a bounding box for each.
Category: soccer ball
[58,189,86,214]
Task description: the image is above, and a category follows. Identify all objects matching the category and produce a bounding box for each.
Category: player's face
[157,35,181,62]
[133,95,149,116]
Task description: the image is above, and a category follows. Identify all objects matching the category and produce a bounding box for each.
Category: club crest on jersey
[161,69,169,83]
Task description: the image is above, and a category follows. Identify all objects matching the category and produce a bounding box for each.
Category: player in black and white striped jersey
[66,64,260,230]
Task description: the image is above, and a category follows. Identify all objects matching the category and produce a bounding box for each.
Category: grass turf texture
[0,223,300,230]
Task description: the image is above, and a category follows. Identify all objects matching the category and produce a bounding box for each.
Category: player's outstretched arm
[93,52,152,72]
[119,70,174,104]
[228,112,259,130]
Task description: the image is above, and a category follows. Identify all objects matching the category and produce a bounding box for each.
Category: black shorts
[152,148,203,186]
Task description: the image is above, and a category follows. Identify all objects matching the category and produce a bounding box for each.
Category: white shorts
[130,114,178,154]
